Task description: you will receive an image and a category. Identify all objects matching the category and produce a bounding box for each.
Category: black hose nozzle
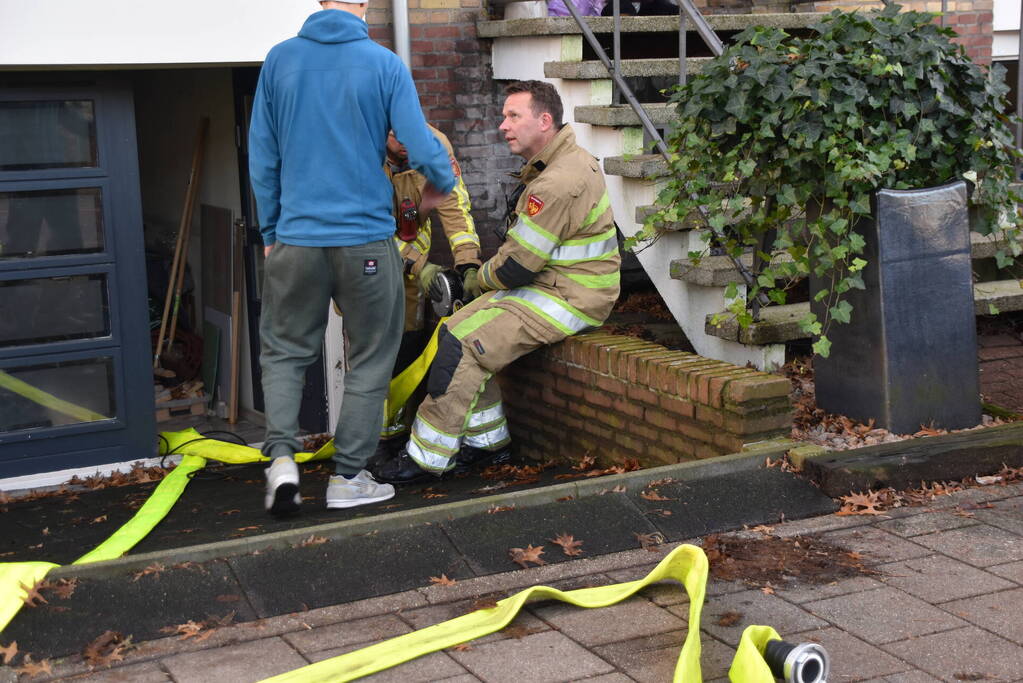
[763,640,830,683]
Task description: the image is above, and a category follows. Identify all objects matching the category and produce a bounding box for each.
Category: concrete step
[705,279,1023,344]
[603,153,668,178]
[671,232,1013,287]
[546,57,709,80]
[477,13,824,38]
[574,102,676,127]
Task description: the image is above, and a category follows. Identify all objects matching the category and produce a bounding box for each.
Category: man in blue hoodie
[249,0,455,515]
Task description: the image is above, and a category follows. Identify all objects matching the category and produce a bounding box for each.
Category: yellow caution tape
[317,317,449,458]
[0,370,108,423]
[260,544,780,683]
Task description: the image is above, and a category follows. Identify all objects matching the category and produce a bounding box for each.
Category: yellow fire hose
[0,432,803,681]
[0,331,819,680]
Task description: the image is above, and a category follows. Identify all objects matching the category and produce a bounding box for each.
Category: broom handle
[163,117,210,355]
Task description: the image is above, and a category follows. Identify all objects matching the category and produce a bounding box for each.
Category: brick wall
[978,333,1023,414]
[793,0,993,64]
[497,333,793,466]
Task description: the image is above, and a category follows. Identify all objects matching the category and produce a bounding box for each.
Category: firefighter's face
[500,92,552,160]
[386,131,408,162]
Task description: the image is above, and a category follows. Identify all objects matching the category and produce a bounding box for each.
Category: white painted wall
[0,0,314,67]
[994,0,1021,59]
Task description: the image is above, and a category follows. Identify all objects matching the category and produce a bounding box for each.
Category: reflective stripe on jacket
[478,124,620,340]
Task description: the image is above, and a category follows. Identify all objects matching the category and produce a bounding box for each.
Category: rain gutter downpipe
[393,0,411,69]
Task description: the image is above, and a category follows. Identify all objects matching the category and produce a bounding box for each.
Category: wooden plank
[802,421,1023,496]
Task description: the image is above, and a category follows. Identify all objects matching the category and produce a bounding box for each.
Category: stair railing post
[613,0,622,104]
[559,0,767,306]
[679,3,688,86]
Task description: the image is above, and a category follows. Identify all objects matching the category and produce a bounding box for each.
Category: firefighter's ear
[539,111,554,132]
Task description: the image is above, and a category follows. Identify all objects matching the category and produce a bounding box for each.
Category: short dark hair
[505,80,564,128]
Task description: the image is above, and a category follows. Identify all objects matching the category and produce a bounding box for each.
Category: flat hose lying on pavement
[260,544,829,683]
[0,431,829,682]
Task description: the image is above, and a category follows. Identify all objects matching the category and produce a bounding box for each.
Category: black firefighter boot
[371,448,436,485]
[452,444,512,475]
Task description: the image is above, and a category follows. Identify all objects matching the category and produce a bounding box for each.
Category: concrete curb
[49,440,793,581]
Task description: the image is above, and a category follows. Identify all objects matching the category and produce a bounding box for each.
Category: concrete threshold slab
[49,441,791,581]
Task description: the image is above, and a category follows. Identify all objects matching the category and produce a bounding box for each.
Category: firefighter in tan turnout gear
[380,125,482,443]
[373,80,621,484]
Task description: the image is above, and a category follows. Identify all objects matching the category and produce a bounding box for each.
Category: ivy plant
[637,4,1023,356]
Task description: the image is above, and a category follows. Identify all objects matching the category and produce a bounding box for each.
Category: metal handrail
[558,0,768,307]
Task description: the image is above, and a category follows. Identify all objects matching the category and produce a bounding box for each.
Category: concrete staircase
[477,11,1023,370]
[478,11,822,369]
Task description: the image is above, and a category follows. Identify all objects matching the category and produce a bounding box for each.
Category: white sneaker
[326,470,395,509]
[265,457,301,515]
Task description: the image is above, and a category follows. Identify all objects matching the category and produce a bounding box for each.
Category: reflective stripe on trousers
[464,401,510,449]
[408,414,460,472]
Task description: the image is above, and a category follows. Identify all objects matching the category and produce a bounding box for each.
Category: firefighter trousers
[406,294,555,473]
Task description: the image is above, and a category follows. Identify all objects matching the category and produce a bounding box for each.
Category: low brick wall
[498,333,793,466]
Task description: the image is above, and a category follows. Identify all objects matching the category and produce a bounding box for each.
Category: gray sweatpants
[259,239,404,475]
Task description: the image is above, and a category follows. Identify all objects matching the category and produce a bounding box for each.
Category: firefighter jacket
[478,124,620,341]
[386,126,481,276]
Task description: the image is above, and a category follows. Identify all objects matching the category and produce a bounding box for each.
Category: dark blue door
[0,79,154,478]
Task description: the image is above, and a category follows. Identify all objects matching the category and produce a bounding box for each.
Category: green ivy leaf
[812,336,833,357]
[829,299,853,324]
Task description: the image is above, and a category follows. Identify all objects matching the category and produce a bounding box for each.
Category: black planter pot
[811,180,981,434]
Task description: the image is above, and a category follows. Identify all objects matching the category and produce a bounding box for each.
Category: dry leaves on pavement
[634,532,665,552]
[19,580,47,607]
[0,641,17,665]
[549,533,584,556]
[40,577,78,600]
[508,544,546,568]
[132,562,166,581]
[82,630,132,668]
[429,574,457,587]
[16,654,52,678]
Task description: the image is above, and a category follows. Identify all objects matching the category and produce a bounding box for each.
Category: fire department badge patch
[450,157,461,177]
[526,194,544,216]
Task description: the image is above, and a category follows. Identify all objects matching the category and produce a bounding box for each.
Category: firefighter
[379,125,482,447]
[373,79,620,484]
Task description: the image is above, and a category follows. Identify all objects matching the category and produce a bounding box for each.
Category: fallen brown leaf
[502,625,545,639]
[161,620,214,641]
[0,641,17,665]
[635,532,665,552]
[451,643,473,651]
[215,594,241,603]
[132,562,166,582]
[82,630,132,668]
[91,515,108,524]
[472,597,499,611]
[297,535,328,547]
[550,533,584,557]
[508,544,546,568]
[836,490,887,516]
[40,577,78,600]
[19,581,48,607]
[236,526,261,531]
[487,505,515,514]
[716,611,743,627]
[16,654,51,678]
[640,490,669,501]
[760,585,776,595]
[429,574,457,587]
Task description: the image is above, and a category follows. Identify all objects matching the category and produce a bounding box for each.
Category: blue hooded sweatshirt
[248,10,455,247]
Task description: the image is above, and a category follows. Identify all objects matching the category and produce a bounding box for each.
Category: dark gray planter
[811,180,981,434]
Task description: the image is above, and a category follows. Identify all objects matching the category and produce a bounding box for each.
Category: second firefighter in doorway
[378,124,482,454]
[373,80,620,485]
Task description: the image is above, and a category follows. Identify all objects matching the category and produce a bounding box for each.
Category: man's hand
[462,267,481,299]
[264,244,274,258]
[418,262,443,295]
[419,182,446,214]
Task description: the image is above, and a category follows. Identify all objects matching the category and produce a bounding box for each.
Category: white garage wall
[0,0,313,67]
